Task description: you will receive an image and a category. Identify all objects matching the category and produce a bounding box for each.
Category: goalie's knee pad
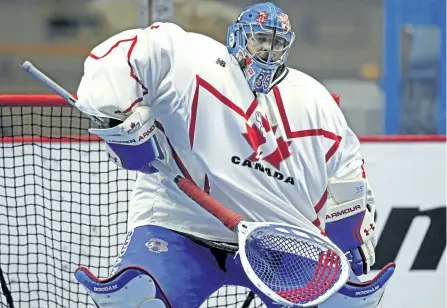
[75,266,171,308]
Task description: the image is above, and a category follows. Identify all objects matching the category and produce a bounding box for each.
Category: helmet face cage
[241,22,295,69]
[226,3,295,93]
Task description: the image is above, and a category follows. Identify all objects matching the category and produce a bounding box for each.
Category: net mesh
[0,96,265,308]
[245,227,342,305]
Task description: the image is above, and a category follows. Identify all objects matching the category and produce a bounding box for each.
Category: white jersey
[76,23,375,243]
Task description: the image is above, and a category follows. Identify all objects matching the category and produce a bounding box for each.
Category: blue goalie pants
[111,225,277,308]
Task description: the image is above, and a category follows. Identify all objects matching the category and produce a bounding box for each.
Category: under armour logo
[364,224,376,236]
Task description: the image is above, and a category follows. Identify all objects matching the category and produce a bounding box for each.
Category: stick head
[237,222,350,307]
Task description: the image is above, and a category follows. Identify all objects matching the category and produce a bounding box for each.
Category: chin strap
[269,65,288,90]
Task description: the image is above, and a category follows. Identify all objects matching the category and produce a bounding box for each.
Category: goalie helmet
[227,2,295,94]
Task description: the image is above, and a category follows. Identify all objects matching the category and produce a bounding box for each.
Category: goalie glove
[88,106,162,174]
[325,178,376,276]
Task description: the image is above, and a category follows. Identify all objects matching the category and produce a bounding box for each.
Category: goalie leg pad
[78,225,227,307]
[320,262,396,308]
[75,265,170,308]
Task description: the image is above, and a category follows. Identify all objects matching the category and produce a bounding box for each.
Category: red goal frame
[0,93,445,143]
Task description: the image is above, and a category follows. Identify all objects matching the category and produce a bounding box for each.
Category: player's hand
[88,106,161,173]
[325,198,377,276]
[345,233,376,276]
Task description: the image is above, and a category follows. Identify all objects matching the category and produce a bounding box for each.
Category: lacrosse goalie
[72,2,395,307]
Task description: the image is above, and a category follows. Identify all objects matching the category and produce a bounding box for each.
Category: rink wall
[360,140,445,308]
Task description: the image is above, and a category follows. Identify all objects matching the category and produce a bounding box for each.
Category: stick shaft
[22,60,243,231]
[21,61,108,127]
[151,160,243,230]
[22,61,76,106]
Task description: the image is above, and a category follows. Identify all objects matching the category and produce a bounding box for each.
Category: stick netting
[245,228,342,305]
[0,95,264,308]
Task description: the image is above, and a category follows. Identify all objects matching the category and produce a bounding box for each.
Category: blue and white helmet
[227,2,295,94]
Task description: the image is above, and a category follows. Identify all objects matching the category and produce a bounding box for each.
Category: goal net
[0,94,265,308]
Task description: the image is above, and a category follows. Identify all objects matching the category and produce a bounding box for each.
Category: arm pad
[325,178,377,275]
[88,106,161,173]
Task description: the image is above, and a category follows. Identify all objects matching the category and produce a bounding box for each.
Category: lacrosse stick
[22,61,350,307]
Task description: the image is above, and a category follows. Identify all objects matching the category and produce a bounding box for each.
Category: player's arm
[314,89,396,308]
[326,127,377,276]
[75,23,188,173]
[318,89,377,277]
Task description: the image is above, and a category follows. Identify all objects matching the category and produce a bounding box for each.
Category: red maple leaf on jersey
[263,137,292,169]
[241,114,292,169]
[242,123,266,161]
[259,113,272,132]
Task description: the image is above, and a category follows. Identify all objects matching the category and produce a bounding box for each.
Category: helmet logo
[257,11,269,24]
[245,55,253,66]
[277,13,291,30]
[228,32,235,47]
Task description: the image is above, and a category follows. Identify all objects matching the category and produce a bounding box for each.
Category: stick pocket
[236,222,350,307]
